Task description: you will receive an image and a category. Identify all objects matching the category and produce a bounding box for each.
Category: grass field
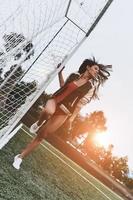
[0,128,124,200]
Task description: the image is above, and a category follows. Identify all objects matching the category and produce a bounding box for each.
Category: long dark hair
[65,57,112,99]
[78,58,97,74]
[78,57,112,99]
[78,57,112,83]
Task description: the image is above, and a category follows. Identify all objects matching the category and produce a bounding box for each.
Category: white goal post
[0,0,114,148]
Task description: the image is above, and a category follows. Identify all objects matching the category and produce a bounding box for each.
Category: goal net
[0,0,113,148]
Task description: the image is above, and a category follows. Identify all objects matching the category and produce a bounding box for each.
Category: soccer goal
[0,0,114,148]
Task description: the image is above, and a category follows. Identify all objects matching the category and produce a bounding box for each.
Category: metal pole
[86,0,114,37]
[65,0,72,17]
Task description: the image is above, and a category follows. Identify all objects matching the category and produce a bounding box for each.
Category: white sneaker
[13,154,22,170]
[29,121,40,133]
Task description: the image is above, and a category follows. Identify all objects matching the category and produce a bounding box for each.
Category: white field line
[21,128,124,200]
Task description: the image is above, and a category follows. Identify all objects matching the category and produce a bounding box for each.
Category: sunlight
[93,132,110,148]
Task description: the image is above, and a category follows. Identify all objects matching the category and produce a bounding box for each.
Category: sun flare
[93,132,110,148]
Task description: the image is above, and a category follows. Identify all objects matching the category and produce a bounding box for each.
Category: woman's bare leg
[20,114,68,158]
[37,99,56,126]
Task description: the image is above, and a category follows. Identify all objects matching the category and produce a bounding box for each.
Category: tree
[5,80,37,114]
[99,144,114,172]
[0,68,3,84]
[0,32,35,112]
[71,111,107,140]
[3,32,34,61]
[0,65,25,110]
[111,156,129,182]
[123,176,133,189]
[3,32,25,52]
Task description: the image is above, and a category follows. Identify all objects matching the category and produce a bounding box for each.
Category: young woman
[13,58,112,169]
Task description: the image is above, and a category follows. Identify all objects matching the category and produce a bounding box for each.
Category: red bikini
[54,82,78,116]
[54,82,78,104]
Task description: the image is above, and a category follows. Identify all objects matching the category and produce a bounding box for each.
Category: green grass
[0,129,124,200]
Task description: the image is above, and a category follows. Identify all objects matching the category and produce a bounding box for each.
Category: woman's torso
[73,77,89,87]
[54,81,78,104]
[52,73,94,113]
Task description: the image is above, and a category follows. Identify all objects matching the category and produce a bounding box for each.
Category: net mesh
[0,0,112,145]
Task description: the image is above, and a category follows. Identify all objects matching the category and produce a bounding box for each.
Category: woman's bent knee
[35,131,48,142]
[37,128,49,140]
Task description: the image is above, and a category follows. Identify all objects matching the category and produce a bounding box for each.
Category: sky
[46,0,133,169]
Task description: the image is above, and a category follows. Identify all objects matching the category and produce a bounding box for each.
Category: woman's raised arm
[57,63,65,87]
